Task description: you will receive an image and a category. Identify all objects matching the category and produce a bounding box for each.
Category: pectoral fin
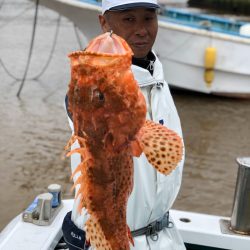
[138,120,183,175]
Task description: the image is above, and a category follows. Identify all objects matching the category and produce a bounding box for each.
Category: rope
[73,24,84,50]
[30,15,61,80]
[0,0,85,96]
[0,4,34,29]
[0,58,20,81]
[16,0,40,98]
[0,13,61,81]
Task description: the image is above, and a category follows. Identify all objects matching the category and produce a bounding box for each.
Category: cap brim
[109,3,159,11]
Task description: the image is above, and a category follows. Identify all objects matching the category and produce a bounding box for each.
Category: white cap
[102,0,159,14]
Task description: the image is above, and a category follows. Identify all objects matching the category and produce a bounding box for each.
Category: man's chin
[129,45,150,59]
[132,50,150,59]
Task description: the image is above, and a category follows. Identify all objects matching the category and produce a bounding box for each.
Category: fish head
[68,32,147,151]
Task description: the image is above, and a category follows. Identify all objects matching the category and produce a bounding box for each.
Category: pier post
[230,157,250,234]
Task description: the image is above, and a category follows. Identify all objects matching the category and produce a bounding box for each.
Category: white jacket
[68,53,186,250]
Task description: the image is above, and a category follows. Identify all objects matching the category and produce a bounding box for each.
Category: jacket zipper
[147,86,153,120]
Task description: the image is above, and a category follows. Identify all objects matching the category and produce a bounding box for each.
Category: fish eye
[92,89,105,106]
[98,92,105,101]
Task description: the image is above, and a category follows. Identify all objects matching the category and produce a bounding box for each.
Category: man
[63,0,186,249]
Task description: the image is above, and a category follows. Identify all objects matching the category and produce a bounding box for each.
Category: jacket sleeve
[65,94,74,132]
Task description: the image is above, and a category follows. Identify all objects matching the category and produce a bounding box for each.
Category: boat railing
[79,0,101,6]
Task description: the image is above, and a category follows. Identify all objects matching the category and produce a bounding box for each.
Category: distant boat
[34,0,250,97]
[156,7,250,98]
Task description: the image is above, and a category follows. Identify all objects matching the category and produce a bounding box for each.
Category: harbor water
[0,0,250,231]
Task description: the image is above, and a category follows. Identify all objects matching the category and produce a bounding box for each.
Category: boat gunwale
[159,15,250,39]
[73,0,250,39]
[164,7,248,26]
[56,0,250,40]
[158,19,250,45]
[54,0,101,11]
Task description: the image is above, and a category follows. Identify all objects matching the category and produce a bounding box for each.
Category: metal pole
[230,157,250,234]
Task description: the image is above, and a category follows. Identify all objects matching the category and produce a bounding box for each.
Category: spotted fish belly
[69,138,134,250]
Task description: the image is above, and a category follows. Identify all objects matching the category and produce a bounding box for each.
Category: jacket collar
[131,51,165,87]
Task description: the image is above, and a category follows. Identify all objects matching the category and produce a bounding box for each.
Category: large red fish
[66,32,183,250]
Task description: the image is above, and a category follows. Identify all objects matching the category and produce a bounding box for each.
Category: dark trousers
[62,211,90,250]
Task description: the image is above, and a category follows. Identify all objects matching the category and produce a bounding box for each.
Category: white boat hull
[1,199,250,250]
[156,21,250,97]
[34,0,250,98]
